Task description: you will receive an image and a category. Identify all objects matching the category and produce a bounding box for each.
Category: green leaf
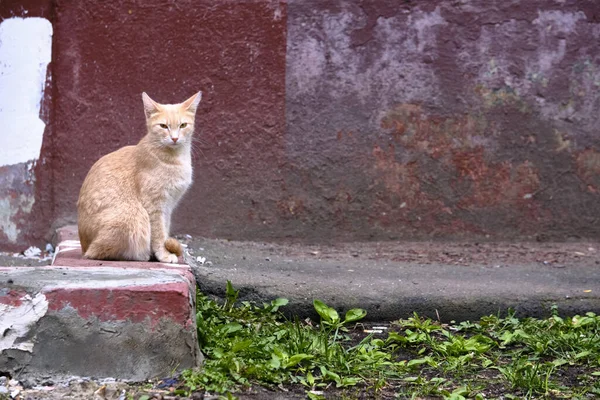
[231,339,252,352]
[407,357,433,368]
[139,396,150,400]
[269,354,281,369]
[313,299,339,324]
[552,358,569,367]
[386,331,407,344]
[307,371,315,386]
[285,353,314,368]
[320,366,341,384]
[270,298,289,312]
[344,308,367,323]
[575,350,591,359]
[226,280,236,296]
[221,322,242,335]
[307,392,326,400]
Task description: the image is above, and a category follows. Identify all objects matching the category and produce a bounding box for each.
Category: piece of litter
[348,269,354,272]
[523,193,533,199]
[574,251,586,256]
[45,243,54,253]
[372,326,388,330]
[584,290,592,293]
[364,329,384,334]
[184,234,192,239]
[196,256,206,265]
[23,246,42,258]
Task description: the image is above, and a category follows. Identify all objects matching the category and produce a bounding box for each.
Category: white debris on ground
[0,377,23,399]
[0,243,55,262]
[0,376,215,400]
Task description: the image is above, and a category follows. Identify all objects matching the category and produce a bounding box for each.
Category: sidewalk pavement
[184,237,600,322]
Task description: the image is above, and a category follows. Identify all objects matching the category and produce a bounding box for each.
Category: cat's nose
[171,137,179,143]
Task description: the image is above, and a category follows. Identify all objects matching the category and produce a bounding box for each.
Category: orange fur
[165,237,183,257]
[77,91,201,263]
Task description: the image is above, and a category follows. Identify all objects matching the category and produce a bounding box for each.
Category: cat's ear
[181,91,202,113]
[142,92,161,117]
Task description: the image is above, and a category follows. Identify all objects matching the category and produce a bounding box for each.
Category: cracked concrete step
[0,239,201,382]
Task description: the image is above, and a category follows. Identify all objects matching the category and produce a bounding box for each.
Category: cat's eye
[159,123,168,129]
[180,123,188,129]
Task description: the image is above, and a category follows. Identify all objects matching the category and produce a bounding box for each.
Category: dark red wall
[2,0,600,249]
[49,0,287,242]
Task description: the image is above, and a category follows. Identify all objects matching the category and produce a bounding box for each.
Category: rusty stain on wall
[576,149,600,192]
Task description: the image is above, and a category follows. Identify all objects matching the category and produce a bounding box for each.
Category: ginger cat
[77,91,202,263]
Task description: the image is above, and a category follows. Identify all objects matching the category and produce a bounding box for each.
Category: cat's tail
[165,237,183,257]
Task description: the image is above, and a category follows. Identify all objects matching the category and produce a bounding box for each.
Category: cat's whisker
[191,136,208,159]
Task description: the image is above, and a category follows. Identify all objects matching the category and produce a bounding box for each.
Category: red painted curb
[0,237,201,380]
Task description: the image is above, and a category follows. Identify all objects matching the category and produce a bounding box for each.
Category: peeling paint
[0,17,53,167]
[0,192,35,243]
[0,292,48,352]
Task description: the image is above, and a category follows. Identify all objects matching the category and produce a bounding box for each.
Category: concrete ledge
[0,240,201,381]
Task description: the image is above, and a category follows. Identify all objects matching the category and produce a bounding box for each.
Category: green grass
[181,283,600,399]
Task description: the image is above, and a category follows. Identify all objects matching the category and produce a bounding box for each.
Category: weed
[182,283,600,398]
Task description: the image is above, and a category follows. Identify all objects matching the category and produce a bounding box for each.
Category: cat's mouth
[166,140,183,147]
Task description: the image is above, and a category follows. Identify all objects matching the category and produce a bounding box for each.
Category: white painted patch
[0,17,53,167]
[0,292,49,352]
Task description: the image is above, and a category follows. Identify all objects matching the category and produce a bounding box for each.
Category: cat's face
[142,92,202,148]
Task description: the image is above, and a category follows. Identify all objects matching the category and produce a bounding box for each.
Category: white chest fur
[165,162,192,206]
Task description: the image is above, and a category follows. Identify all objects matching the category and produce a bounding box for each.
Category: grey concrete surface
[0,263,200,382]
[185,238,600,322]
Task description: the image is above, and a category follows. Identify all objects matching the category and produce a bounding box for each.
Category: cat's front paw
[156,250,179,264]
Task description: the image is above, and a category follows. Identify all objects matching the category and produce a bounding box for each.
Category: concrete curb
[0,238,201,382]
[184,237,600,323]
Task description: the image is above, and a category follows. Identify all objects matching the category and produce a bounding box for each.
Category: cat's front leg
[149,210,178,263]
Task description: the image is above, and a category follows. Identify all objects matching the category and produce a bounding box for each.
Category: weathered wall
[1,0,599,248]
[284,0,600,241]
